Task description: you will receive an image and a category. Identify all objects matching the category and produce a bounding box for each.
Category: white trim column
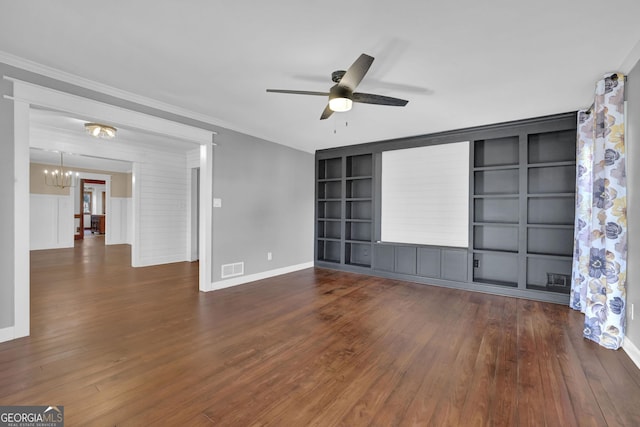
[14,99,30,339]
[199,141,213,292]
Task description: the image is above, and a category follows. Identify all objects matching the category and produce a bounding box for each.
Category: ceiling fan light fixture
[329,97,353,112]
[85,123,117,139]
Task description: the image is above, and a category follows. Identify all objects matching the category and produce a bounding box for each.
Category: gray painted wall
[213,129,313,280]
[0,64,15,329]
[0,61,314,331]
[627,60,640,347]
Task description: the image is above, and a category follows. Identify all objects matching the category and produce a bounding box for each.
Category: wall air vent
[221,262,244,279]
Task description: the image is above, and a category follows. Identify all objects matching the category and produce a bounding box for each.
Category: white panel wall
[110,197,131,245]
[30,194,74,250]
[136,151,188,265]
[381,142,470,247]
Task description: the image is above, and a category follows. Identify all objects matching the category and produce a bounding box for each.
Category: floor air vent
[221,262,244,279]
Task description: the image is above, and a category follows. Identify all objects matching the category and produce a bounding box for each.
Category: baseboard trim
[0,326,15,343]
[208,262,314,292]
[623,336,640,370]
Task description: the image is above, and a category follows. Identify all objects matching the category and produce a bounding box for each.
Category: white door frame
[7,77,215,340]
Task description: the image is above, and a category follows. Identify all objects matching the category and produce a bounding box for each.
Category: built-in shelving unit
[471,129,576,294]
[472,136,520,287]
[317,157,343,264]
[525,129,576,294]
[316,154,374,268]
[316,112,576,304]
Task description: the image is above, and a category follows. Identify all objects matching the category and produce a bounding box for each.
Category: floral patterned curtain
[570,73,626,350]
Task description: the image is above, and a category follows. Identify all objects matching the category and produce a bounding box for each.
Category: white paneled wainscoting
[30,194,133,250]
[30,194,74,250]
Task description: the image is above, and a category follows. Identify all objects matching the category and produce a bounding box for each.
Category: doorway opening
[77,179,107,241]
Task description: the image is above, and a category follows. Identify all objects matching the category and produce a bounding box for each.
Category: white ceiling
[27,107,201,172]
[2,1,640,153]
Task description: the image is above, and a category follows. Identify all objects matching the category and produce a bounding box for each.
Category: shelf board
[527,160,576,168]
[345,262,371,268]
[527,284,570,294]
[472,221,519,226]
[317,237,341,242]
[346,175,373,180]
[317,258,341,264]
[472,249,518,255]
[527,192,575,198]
[317,178,342,183]
[345,218,372,223]
[317,198,342,202]
[317,217,341,221]
[346,198,372,202]
[473,278,518,288]
[473,222,519,227]
[345,239,372,244]
[527,223,574,229]
[473,164,519,171]
[526,253,572,261]
[473,194,519,199]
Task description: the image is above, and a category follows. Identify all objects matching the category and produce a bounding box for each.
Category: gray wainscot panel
[441,249,469,282]
[373,244,395,272]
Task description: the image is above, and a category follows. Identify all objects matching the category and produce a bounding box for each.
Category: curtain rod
[583,73,627,115]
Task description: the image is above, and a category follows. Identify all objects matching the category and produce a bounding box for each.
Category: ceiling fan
[266,53,409,120]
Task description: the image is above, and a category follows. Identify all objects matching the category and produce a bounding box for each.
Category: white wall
[135,150,188,265]
[30,194,74,250]
[110,197,132,244]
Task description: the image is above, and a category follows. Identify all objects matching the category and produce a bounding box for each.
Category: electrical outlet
[267,252,272,261]
[473,259,479,268]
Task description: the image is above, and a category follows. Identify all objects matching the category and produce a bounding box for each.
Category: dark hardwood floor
[1,239,639,426]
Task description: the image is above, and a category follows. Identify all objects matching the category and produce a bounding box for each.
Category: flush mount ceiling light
[85,123,117,139]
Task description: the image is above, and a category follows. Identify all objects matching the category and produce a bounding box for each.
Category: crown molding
[0,50,225,128]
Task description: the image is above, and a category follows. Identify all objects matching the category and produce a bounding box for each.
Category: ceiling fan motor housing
[329,84,352,101]
[331,70,346,83]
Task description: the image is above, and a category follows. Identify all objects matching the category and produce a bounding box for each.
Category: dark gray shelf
[473,194,519,199]
[318,157,342,180]
[528,129,576,164]
[473,164,520,172]
[526,253,572,260]
[528,165,576,194]
[472,249,519,255]
[527,160,576,168]
[526,223,574,229]
[527,192,575,198]
[346,154,373,178]
[473,278,518,288]
[474,135,519,168]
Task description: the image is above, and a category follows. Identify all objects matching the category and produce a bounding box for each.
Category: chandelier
[85,122,117,139]
[44,153,78,189]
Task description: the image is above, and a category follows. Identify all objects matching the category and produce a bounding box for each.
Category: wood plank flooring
[1,238,639,425]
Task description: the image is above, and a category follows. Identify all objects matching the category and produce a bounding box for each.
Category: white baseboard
[0,326,15,344]
[208,262,314,292]
[623,336,640,370]
[134,254,188,267]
